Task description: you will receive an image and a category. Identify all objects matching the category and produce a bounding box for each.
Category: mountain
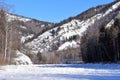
[0,12,54,64]
[7,13,54,43]
[26,1,118,52]
[1,0,120,64]
[24,0,120,63]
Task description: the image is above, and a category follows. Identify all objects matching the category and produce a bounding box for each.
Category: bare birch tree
[0,1,13,63]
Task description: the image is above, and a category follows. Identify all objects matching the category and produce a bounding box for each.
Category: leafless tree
[0,1,14,64]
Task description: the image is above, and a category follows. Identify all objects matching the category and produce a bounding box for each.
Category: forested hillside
[1,0,120,64]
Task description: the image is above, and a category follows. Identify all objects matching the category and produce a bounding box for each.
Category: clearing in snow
[0,64,120,80]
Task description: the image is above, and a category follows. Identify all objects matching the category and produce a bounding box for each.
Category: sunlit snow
[0,64,120,80]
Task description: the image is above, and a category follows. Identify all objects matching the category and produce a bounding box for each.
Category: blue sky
[5,0,114,23]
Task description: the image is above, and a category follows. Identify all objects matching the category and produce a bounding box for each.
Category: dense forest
[81,17,120,63]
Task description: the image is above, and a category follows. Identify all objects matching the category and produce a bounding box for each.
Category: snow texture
[58,41,79,51]
[105,19,114,28]
[6,13,31,22]
[13,50,32,65]
[26,14,102,53]
[21,34,34,43]
[0,64,120,80]
[103,1,120,16]
[20,25,27,29]
[25,1,120,53]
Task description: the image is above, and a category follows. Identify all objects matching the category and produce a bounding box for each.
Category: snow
[26,14,102,53]
[103,1,120,16]
[105,19,114,28]
[24,1,120,53]
[58,41,79,51]
[0,64,120,80]
[20,25,27,29]
[41,24,45,27]
[13,50,32,65]
[21,34,34,43]
[6,13,31,22]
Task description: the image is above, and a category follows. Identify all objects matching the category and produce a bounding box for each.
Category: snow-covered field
[0,64,120,80]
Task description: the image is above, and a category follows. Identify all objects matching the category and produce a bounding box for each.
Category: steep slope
[26,0,120,54]
[6,13,54,43]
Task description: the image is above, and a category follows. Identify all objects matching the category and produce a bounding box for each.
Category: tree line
[81,18,120,63]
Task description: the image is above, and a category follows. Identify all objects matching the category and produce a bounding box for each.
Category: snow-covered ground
[0,64,120,80]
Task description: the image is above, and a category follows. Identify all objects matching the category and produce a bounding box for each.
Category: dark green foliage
[81,18,120,63]
[51,30,55,36]
[80,33,89,63]
[37,52,42,61]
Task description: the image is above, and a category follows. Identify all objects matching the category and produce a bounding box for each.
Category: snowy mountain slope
[6,13,54,44]
[26,14,103,53]
[58,41,79,51]
[103,0,120,17]
[6,13,31,22]
[25,0,120,53]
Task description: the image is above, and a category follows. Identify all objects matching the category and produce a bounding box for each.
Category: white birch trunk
[4,21,8,61]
